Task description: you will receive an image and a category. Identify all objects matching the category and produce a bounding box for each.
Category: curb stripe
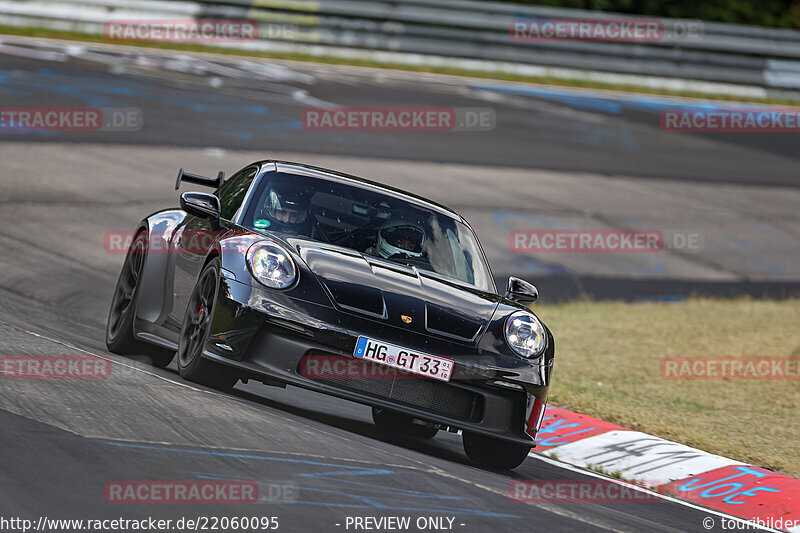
[536,406,799,530]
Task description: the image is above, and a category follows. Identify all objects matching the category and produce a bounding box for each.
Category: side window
[217,167,257,221]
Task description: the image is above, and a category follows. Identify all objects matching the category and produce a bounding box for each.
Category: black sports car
[106,161,554,469]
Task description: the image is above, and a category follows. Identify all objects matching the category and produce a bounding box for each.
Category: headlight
[504,311,546,358]
[246,240,297,289]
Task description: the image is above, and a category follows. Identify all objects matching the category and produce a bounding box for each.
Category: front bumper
[204,277,552,445]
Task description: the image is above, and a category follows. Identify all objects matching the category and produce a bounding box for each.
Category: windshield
[242,171,493,292]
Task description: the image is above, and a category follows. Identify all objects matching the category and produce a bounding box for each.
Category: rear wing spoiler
[175,168,225,190]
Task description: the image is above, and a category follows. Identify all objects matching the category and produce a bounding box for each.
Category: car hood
[285,237,501,344]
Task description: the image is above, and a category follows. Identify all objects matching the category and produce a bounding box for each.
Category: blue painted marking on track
[728,235,788,275]
[265,500,520,514]
[474,84,624,113]
[274,119,303,130]
[105,443,521,517]
[472,82,777,115]
[751,221,800,256]
[0,68,301,138]
[106,441,391,473]
[676,466,781,504]
[192,471,463,501]
[536,417,599,447]
[202,479,455,501]
[298,468,396,478]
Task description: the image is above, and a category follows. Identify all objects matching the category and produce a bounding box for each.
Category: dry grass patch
[535,298,800,477]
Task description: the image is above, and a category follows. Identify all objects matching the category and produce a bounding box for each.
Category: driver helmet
[376,217,426,259]
[262,182,310,231]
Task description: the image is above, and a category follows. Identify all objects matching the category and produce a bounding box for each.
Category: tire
[372,407,439,439]
[176,258,238,390]
[106,230,175,368]
[462,432,531,470]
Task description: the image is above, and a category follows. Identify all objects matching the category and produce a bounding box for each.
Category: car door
[168,165,259,328]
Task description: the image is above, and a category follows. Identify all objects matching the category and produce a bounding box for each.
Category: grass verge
[535,297,800,478]
[2,25,800,106]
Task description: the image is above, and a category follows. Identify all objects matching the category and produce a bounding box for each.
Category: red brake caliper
[195,304,204,334]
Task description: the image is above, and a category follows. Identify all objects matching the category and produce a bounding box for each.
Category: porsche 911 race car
[106,161,554,469]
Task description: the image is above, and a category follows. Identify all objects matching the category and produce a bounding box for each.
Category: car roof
[254,160,464,221]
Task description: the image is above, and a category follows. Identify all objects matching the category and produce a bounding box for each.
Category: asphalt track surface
[1,37,799,300]
[0,36,795,532]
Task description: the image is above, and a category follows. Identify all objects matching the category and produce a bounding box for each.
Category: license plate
[353,336,454,382]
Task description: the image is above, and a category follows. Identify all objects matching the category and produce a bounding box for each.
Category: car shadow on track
[229,385,477,464]
[108,357,533,477]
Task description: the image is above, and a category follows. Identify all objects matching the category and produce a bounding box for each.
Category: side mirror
[505,276,538,305]
[180,192,220,222]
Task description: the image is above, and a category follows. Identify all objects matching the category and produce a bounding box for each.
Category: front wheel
[372,407,439,439]
[462,432,531,470]
[176,258,238,390]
